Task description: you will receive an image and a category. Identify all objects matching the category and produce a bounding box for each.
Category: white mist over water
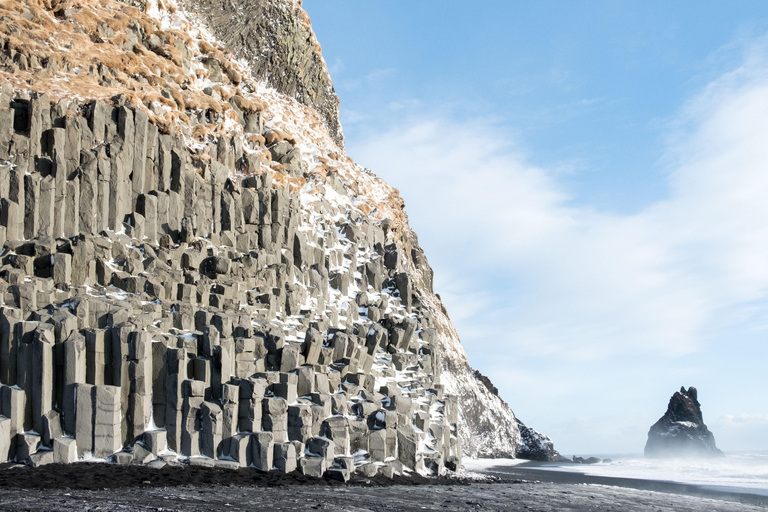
[533,452,768,496]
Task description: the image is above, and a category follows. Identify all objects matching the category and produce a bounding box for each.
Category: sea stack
[645,386,723,458]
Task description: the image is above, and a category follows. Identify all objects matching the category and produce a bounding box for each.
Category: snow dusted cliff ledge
[177,0,345,149]
[0,0,558,464]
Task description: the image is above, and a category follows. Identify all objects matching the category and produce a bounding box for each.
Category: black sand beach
[1,461,767,511]
[482,461,768,508]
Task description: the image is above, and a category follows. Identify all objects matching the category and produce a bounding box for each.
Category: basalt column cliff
[0,0,553,472]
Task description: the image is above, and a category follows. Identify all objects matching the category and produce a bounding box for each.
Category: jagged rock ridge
[180,0,344,149]
[645,386,723,458]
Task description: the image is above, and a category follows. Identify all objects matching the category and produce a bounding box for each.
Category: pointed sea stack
[645,386,723,458]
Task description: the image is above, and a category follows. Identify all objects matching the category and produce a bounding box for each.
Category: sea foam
[532,452,768,496]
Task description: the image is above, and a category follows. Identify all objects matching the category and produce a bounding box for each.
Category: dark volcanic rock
[181,0,344,149]
[465,369,562,460]
[645,386,723,458]
[572,456,600,464]
[516,418,562,461]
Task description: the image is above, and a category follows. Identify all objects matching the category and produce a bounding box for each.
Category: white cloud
[351,38,768,363]
[713,414,768,452]
[346,36,768,454]
[338,67,395,91]
[716,414,768,427]
[327,57,345,77]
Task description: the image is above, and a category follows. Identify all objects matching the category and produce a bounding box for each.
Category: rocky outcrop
[181,0,344,149]
[516,419,562,461]
[645,386,723,458]
[0,0,556,468]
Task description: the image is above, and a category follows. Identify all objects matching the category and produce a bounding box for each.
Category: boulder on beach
[644,386,724,458]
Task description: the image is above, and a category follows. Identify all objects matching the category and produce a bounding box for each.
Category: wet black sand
[0,461,765,511]
[0,461,434,489]
[482,461,768,508]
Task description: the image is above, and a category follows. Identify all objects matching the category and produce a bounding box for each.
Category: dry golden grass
[246,134,266,147]
[263,128,296,146]
[184,90,222,113]
[150,43,183,68]
[231,94,263,115]
[167,86,184,110]
[0,0,266,138]
[197,39,233,61]
[287,174,306,193]
[211,84,229,101]
[2,0,398,235]
[191,123,208,140]
[189,120,230,143]
[269,169,303,192]
[223,63,240,85]
[270,169,287,187]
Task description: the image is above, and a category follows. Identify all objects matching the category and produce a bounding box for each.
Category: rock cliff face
[0,0,554,469]
[645,386,723,458]
[180,0,344,149]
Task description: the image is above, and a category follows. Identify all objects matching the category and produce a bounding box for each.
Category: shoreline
[475,460,768,508]
[0,461,766,511]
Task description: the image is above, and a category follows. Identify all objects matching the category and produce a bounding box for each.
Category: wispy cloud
[327,57,345,77]
[716,414,768,427]
[338,67,395,91]
[714,414,768,451]
[350,36,768,453]
[354,37,768,361]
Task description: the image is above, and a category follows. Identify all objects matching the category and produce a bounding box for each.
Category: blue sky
[304,1,768,455]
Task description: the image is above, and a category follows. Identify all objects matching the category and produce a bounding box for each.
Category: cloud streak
[717,414,768,427]
[349,37,768,452]
[353,38,768,361]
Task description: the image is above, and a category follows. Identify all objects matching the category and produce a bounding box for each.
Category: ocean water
[531,452,768,496]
